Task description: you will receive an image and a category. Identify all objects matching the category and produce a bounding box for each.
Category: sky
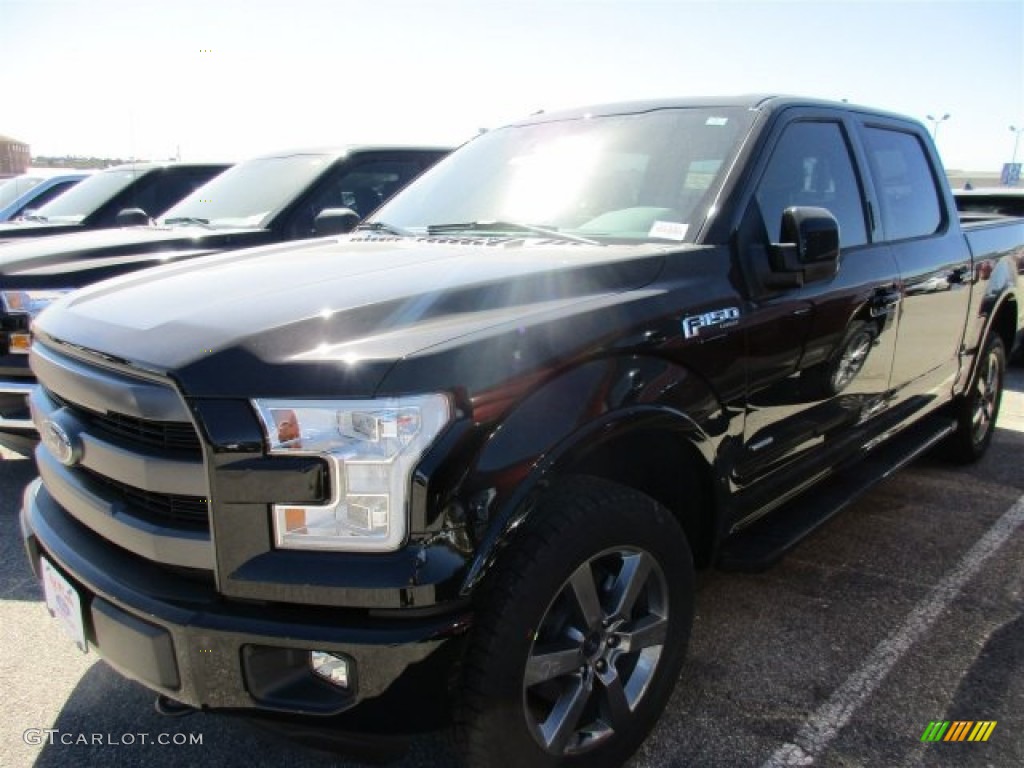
[2,0,1022,172]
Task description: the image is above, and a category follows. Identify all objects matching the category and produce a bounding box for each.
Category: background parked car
[0,161,231,241]
[0,172,90,222]
[0,145,448,454]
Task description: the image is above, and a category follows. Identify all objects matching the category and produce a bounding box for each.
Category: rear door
[856,122,972,404]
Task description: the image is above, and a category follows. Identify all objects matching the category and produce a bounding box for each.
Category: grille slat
[81,468,209,529]
[46,388,202,455]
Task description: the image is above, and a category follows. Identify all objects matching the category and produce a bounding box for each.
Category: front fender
[455,354,726,596]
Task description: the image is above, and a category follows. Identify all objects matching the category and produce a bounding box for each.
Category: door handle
[870,287,901,317]
[948,265,969,284]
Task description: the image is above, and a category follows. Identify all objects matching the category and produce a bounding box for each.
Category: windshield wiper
[426,220,599,245]
[355,221,414,237]
[163,217,213,228]
[21,213,48,223]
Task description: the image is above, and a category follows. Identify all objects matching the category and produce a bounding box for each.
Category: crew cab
[0,146,448,453]
[0,161,230,241]
[20,96,1024,768]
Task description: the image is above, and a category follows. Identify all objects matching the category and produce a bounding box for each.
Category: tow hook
[154,694,196,717]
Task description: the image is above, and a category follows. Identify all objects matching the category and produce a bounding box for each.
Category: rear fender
[960,227,1024,384]
[960,262,1020,392]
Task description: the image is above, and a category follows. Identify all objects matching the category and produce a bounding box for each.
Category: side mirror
[115,208,151,227]
[767,206,840,287]
[314,208,360,236]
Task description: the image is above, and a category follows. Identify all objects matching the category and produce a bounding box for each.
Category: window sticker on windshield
[706,117,729,126]
[649,221,688,241]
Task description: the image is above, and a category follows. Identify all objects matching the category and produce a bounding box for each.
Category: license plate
[41,558,88,653]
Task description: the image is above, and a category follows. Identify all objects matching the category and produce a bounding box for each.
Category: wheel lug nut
[595,659,607,672]
[607,636,619,648]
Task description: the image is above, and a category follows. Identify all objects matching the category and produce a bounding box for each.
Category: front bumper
[20,477,471,724]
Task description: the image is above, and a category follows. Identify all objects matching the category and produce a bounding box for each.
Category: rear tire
[945,334,1006,463]
[457,476,695,768]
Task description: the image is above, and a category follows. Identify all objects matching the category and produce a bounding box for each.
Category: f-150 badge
[682,307,740,339]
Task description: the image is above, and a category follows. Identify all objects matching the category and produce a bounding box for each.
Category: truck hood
[0,225,268,285]
[0,220,84,241]
[34,236,673,398]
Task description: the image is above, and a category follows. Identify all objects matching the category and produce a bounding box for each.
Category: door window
[145,167,226,218]
[289,159,427,238]
[862,127,943,241]
[755,121,868,247]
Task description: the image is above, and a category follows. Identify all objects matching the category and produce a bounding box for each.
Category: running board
[717,415,957,572]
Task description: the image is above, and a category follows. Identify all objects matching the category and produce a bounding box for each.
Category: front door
[734,117,900,508]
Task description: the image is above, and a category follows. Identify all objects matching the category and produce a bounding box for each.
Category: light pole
[926,113,951,142]
[1011,125,1024,166]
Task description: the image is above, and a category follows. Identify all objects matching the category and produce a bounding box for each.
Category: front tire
[457,477,695,768]
[945,333,1006,463]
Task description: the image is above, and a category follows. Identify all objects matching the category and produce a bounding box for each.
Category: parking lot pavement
[2,369,1022,768]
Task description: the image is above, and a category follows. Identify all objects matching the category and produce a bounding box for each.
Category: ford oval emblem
[42,420,79,466]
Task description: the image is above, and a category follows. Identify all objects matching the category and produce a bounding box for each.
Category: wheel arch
[459,400,722,598]
[964,290,1019,392]
[561,423,718,569]
[990,292,1018,360]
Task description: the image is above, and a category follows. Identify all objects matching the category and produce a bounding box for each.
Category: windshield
[159,154,333,228]
[0,177,43,207]
[371,107,752,243]
[32,168,143,224]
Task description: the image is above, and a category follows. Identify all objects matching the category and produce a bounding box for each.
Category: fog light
[310,651,350,688]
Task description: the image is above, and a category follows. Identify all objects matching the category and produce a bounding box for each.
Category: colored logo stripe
[921,721,950,742]
[944,721,973,741]
[968,721,997,742]
[921,720,997,742]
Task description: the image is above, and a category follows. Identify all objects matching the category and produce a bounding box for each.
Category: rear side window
[754,121,868,247]
[863,128,942,241]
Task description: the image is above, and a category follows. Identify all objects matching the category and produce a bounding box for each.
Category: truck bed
[955,188,1024,223]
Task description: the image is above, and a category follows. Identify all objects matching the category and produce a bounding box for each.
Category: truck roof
[96,160,231,172]
[513,94,916,126]
[245,145,455,161]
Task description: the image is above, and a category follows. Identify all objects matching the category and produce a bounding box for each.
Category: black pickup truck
[0,146,448,454]
[19,96,1024,768]
[0,161,230,241]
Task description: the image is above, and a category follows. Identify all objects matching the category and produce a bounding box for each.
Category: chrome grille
[30,339,214,570]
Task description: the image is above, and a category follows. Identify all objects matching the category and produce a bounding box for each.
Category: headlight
[253,394,451,552]
[1,288,76,318]
[1,289,76,354]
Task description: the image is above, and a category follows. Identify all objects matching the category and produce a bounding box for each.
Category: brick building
[0,135,31,178]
